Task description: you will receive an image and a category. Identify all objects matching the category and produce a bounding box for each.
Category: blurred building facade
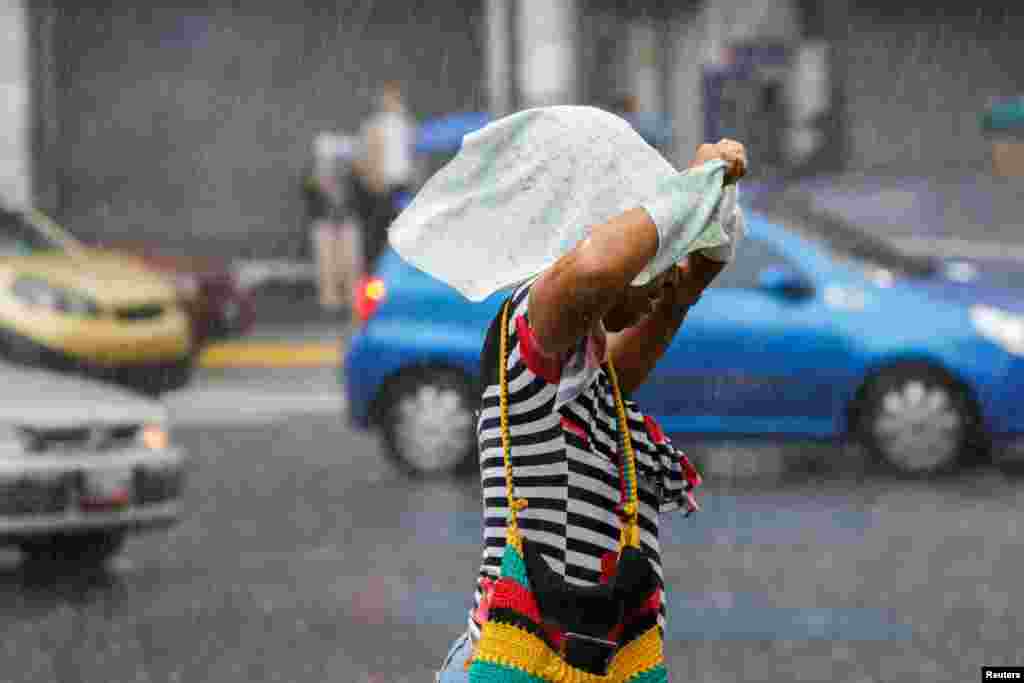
[488,0,1023,180]
[23,1,489,260]
[0,1,1019,259]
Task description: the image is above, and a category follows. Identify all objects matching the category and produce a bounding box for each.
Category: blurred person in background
[352,80,416,276]
[614,92,641,118]
[305,131,361,315]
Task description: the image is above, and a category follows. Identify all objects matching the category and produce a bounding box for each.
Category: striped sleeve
[505,280,586,386]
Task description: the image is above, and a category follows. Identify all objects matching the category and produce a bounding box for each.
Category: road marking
[199,342,342,369]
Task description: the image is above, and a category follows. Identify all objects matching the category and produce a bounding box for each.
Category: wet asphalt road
[1,404,1022,683]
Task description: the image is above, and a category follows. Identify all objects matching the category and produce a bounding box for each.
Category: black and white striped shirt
[468,282,700,640]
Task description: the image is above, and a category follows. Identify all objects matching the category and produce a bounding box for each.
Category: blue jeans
[434,631,472,682]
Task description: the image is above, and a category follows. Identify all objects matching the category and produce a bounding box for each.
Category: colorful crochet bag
[468,299,668,682]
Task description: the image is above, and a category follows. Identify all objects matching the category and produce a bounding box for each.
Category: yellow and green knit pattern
[467,541,668,683]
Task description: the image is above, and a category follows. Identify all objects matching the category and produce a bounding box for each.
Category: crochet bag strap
[498,298,641,553]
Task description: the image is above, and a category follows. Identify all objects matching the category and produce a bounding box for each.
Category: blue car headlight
[970,305,1024,356]
[11,276,101,317]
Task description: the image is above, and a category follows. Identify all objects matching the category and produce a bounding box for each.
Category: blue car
[343,121,1024,478]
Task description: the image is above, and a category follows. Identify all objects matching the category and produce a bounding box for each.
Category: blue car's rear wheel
[377,367,479,478]
[853,363,983,476]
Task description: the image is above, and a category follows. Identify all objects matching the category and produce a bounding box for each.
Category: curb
[198,341,341,369]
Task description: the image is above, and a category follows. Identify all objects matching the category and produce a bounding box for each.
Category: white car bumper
[0,445,185,543]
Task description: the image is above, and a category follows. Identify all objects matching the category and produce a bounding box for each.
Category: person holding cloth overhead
[388,105,747,682]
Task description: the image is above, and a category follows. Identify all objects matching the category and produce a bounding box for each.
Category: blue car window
[766,196,937,279]
[710,238,800,290]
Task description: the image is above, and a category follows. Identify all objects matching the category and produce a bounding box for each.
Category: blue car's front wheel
[852,362,984,476]
[376,366,479,478]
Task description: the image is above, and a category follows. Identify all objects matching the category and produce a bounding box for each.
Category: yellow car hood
[0,249,176,305]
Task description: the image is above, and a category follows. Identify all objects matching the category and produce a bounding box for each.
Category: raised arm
[353,125,387,194]
[527,208,660,356]
[606,139,747,393]
[528,139,747,357]
[606,253,724,395]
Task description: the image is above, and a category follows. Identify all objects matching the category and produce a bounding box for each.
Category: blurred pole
[784,40,830,169]
[516,0,579,107]
[778,0,852,177]
[818,0,851,175]
[27,0,59,214]
[484,0,514,118]
[666,7,704,168]
[624,19,662,114]
[0,0,31,207]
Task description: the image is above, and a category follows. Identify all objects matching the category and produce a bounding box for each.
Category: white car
[0,361,185,565]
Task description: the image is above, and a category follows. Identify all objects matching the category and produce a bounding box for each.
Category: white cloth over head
[388,105,741,302]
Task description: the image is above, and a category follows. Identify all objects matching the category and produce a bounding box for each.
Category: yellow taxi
[0,206,193,395]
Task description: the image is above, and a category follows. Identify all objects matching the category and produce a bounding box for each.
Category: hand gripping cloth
[389,105,739,302]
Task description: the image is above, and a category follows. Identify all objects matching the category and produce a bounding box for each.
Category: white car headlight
[970,305,1024,356]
